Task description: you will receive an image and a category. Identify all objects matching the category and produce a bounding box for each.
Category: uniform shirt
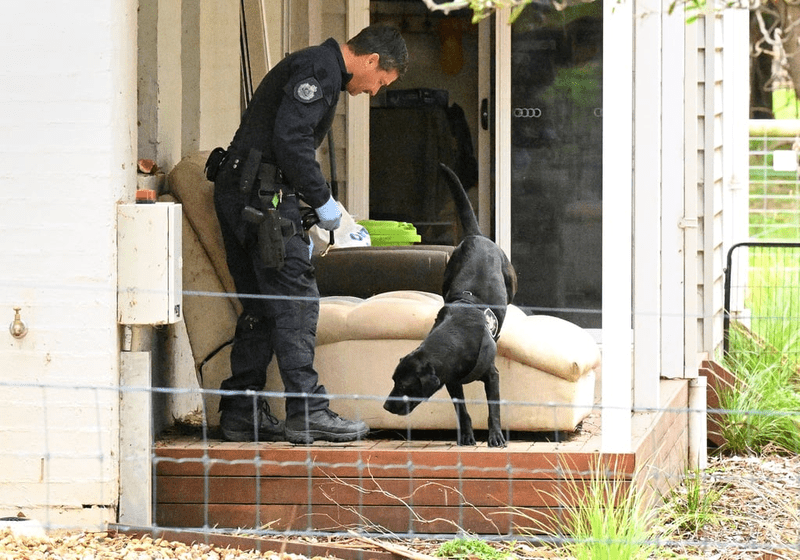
[229,37,352,209]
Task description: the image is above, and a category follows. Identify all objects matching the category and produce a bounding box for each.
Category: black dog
[383,163,517,447]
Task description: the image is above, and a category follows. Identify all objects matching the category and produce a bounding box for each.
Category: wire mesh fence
[4,280,800,559]
[4,376,799,559]
[5,144,800,555]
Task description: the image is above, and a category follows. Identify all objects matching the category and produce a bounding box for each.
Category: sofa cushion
[498,306,601,382]
[267,290,601,432]
[317,291,600,382]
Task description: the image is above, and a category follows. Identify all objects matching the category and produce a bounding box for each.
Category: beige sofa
[166,152,600,433]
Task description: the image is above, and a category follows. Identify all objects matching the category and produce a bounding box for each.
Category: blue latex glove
[314,196,341,231]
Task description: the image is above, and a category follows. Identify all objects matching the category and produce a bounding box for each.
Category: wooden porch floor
[154,379,689,535]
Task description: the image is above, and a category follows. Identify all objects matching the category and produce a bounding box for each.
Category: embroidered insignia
[294,78,322,103]
[483,308,499,339]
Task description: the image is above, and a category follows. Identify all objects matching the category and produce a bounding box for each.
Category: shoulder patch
[293,77,323,103]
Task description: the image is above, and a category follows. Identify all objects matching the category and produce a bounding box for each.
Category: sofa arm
[313,245,454,299]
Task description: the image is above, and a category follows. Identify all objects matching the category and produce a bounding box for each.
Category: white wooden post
[683,2,700,378]
[661,0,690,382]
[601,0,634,453]
[633,0,663,410]
[119,351,153,526]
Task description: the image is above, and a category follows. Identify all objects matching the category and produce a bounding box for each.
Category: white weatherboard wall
[0,2,137,529]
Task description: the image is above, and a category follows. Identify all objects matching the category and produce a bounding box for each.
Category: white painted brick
[0,456,47,484]
[0,505,115,533]
[0,396,116,430]
[0,402,116,434]
[0,352,118,384]
[0,0,139,524]
[0,480,117,511]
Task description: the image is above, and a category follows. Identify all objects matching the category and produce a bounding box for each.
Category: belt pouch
[239,147,263,194]
[204,147,227,181]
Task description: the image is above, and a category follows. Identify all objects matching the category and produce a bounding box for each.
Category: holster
[242,205,286,270]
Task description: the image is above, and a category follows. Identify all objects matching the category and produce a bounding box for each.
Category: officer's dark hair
[347,24,409,76]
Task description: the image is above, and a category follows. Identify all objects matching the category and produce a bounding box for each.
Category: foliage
[513,460,662,560]
[420,0,537,24]
[658,469,727,537]
[667,0,708,24]
[721,247,800,453]
[435,538,513,560]
[560,470,659,560]
[772,88,800,119]
[720,327,800,454]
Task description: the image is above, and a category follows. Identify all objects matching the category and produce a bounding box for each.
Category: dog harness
[451,290,500,341]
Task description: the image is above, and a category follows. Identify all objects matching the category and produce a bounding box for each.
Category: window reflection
[510,4,603,328]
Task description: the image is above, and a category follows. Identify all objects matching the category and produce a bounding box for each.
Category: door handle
[480,98,489,130]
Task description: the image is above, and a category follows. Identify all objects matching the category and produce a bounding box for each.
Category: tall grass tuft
[515,459,661,560]
[657,468,727,538]
[563,469,658,560]
[722,245,800,454]
[721,325,800,454]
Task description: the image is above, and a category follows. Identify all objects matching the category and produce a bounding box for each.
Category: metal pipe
[688,376,708,470]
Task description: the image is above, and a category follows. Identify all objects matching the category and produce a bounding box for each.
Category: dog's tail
[439,162,481,237]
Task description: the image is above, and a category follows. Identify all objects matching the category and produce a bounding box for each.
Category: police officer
[209,25,408,443]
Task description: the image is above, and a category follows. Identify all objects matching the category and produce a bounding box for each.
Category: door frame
[490,4,635,452]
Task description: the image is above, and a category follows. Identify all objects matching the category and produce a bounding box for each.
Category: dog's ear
[419,364,441,394]
[394,349,419,377]
[505,261,518,303]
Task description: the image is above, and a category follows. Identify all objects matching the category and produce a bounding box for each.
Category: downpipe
[688,376,708,470]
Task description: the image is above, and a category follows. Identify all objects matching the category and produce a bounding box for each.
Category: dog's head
[383,351,442,416]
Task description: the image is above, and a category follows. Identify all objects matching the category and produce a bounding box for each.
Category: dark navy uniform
[213,38,351,422]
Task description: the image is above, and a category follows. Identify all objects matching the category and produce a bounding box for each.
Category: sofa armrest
[312,245,454,298]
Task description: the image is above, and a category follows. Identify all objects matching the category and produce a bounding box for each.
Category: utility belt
[206,147,312,271]
[205,147,291,194]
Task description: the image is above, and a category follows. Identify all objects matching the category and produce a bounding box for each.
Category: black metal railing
[723,241,800,355]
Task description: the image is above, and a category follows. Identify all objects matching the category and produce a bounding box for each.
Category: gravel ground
[0,531,320,560]
[1,454,797,560]
[657,453,800,559]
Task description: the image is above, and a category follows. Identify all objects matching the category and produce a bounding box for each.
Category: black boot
[284,409,369,444]
[220,398,284,442]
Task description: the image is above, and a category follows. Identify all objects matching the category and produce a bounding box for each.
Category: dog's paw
[487,431,507,448]
[458,431,477,446]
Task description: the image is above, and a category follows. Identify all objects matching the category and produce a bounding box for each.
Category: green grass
[773,88,800,119]
[657,469,727,538]
[720,326,800,454]
[435,538,514,560]
[559,474,658,560]
[747,248,800,352]
[513,460,662,560]
[721,247,800,454]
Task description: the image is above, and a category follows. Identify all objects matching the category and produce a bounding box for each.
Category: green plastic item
[357,219,421,246]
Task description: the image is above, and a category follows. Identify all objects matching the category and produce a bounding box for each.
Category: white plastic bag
[310,201,370,255]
